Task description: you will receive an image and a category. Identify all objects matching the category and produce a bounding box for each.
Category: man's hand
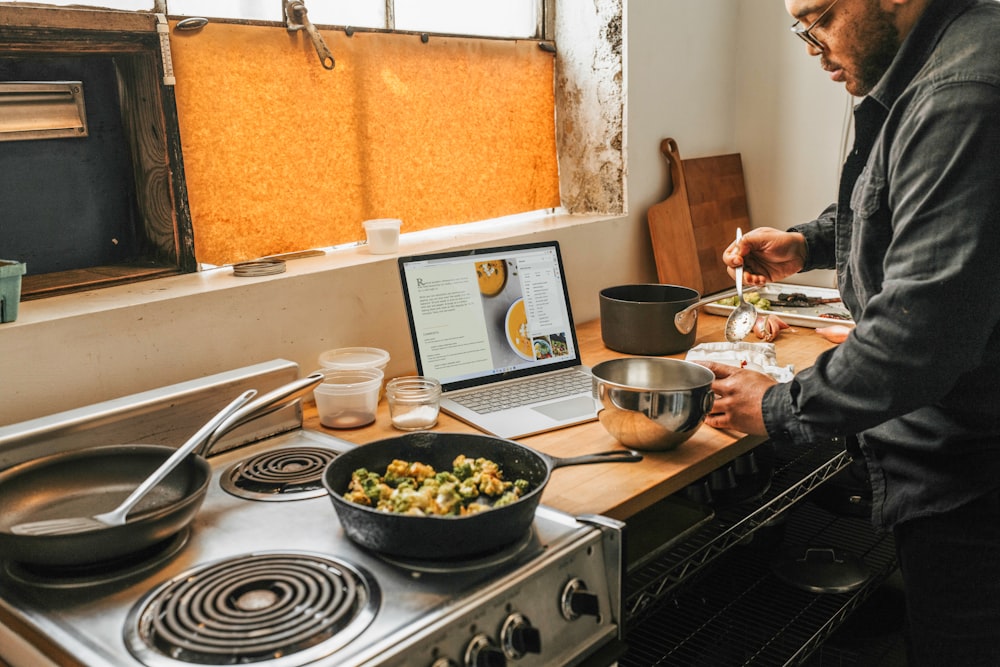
[724,227,808,287]
[696,361,775,435]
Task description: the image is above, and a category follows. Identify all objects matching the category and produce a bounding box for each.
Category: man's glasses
[790,0,843,50]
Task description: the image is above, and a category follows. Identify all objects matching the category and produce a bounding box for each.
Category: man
[698,0,1000,664]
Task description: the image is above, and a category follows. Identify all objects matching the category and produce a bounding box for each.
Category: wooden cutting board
[647,138,750,296]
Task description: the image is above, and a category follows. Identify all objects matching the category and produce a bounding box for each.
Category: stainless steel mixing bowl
[591,357,715,451]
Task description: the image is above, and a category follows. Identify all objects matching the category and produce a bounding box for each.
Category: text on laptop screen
[400,244,580,387]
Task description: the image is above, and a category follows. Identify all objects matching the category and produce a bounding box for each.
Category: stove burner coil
[125,552,378,666]
[4,529,189,591]
[221,447,337,501]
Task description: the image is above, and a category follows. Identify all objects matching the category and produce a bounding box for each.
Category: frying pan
[0,373,323,568]
[0,444,212,567]
[323,432,642,560]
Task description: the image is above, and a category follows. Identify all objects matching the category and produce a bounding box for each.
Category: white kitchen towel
[685,342,795,382]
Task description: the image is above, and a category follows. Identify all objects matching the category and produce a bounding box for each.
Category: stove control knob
[560,578,601,620]
[465,633,507,667]
[501,612,542,658]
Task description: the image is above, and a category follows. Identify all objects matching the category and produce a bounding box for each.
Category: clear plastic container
[313,368,384,429]
[318,347,390,399]
[386,376,442,431]
[317,347,390,372]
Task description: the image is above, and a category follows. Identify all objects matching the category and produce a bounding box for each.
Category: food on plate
[775,292,843,307]
[506,299,533,359]
[533,338,552,359]
[753,314,790,342]
[475,260,507,296]
[344,455,530,516]
[715,292,772,310]
[815,325,853,343]
[550,333,568,356]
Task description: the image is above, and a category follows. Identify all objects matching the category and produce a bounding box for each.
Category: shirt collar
[868,0,978,109]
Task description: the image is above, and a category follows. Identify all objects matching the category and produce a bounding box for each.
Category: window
[0,0,625,298]
[0,1,545,39]
[0,8,195,298]
[167,0,543,39]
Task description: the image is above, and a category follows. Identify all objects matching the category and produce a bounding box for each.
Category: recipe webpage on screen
[404,249,573,383]
[406,260,494,380]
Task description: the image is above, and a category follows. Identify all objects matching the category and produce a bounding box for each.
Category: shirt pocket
[850,166,887,219]
[848,166,891,295]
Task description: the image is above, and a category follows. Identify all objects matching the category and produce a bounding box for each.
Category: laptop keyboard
[451,370,594,414]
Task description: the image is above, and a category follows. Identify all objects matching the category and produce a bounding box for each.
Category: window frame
[157,0,552,42]
[0,6,196,300]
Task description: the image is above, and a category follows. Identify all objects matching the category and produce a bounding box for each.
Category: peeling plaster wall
[555,0,626,215]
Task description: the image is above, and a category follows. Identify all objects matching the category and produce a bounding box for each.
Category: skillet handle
[549,449,643,469]
[198,372,325,456]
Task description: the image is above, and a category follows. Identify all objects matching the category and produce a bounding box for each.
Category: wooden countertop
[304,313,835,520]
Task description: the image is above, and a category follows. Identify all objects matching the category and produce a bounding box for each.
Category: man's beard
[849,6,901,96]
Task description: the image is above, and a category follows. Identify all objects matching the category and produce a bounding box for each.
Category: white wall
[0,1,849,425]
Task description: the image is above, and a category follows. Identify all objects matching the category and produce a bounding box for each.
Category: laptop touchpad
[532,396,597,421]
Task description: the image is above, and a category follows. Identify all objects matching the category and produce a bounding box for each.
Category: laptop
[397,241,599,439]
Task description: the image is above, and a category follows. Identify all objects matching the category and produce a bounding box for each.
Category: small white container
[386,376,442,431]
[314,368,384,429]
[363,218,402,254]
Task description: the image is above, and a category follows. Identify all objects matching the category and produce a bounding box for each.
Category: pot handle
[548,449,643,470]
[674,289,739,334]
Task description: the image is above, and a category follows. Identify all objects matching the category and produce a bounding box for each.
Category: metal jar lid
[232,259,286,277]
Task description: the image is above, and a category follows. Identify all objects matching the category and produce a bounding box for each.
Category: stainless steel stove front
[0,362,624,667]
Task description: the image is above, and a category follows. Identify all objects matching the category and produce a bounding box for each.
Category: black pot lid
[771,546,871,594]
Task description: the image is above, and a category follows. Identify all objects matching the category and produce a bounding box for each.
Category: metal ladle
[724,228,757,343]
[673,288,738,335]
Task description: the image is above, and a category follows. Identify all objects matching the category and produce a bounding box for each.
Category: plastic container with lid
[313,368,384,429]
[318,347,390,398]
[318,347,390,372]
[362,218,401,254]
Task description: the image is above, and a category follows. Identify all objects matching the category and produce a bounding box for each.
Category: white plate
[703,284,854,329]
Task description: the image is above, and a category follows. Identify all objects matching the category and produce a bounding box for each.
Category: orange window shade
[168,24,560,266]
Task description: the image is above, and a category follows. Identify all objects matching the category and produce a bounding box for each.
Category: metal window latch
[284,1,335,70]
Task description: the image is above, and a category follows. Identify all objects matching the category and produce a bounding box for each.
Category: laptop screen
[398,241,584,392]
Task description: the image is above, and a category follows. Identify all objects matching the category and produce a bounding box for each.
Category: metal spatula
[10,389,257,537]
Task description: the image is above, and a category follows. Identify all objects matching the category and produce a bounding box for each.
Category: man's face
[786,0,901,97]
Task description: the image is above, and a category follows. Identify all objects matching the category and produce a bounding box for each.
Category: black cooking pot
[599,284,700,355]
[0,444,210,567]
[323,432,642,560]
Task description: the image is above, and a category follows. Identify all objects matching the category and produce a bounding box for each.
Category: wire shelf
[620,443,899,667]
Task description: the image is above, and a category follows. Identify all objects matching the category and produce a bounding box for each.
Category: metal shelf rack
[620,440,898,666]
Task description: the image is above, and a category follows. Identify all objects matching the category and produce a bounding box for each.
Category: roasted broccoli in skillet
[344,455,530,516]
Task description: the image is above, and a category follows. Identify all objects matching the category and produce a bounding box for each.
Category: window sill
[4,210,618,328]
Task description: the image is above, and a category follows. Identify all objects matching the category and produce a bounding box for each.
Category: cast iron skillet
[0,373,323,568]
[323,431,642,560]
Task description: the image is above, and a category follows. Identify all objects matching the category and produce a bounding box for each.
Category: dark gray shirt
[762,0,1000,530]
